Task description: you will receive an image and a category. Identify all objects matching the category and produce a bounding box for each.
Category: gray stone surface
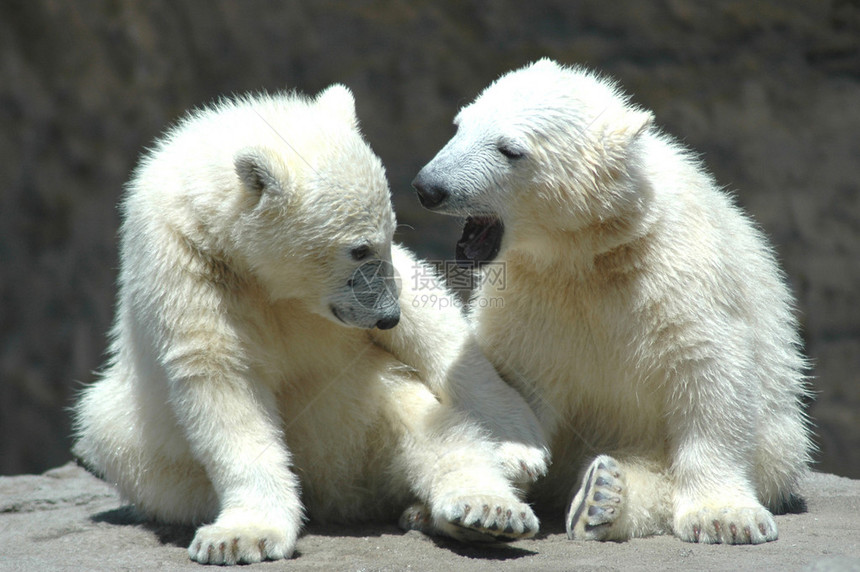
[1,463,859,571]
[1,1,858,478]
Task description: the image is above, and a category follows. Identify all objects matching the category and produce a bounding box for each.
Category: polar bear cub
[413,59,812,545]
[73,85,548,565]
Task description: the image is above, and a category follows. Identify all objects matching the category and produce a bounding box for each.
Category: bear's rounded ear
[316,84,357,128]
[626,108,654,139]
[602,107,654,152]
[235,147,287,197]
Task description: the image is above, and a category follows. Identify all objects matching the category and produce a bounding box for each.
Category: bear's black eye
[350,244,371,261]
[498,143,526,160]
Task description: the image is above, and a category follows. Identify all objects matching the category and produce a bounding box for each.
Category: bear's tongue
[455,216,504,264]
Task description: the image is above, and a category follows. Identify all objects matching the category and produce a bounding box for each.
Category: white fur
[414,59,812,544]
[73,86,547,565]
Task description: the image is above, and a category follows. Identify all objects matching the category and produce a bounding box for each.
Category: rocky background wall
[1,0,858,478]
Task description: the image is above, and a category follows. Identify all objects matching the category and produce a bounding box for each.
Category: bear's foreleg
[169,374,303,564]
[385,378,539,542]
[666,366,778,544]
[372,246,549,487]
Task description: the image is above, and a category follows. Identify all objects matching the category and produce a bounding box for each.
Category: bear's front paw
[188,510,299,565]
[496,441,550,487]
[675,504,777,545]
[566,455,625,541]
[432,495,539,542]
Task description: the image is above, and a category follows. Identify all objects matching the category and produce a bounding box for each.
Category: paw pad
[566,455,626,541]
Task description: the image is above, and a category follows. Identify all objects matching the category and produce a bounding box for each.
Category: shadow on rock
[305,521,536,561]
[421,533,537,561]
[91,505,195,548]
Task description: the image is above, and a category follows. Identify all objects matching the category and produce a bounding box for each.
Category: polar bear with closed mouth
[413,59,812,545]
[73,85,549,565]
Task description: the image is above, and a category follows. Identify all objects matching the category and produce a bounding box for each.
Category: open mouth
[455,216,504,264]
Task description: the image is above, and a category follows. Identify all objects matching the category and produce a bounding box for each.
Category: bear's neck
[504,196,657,278]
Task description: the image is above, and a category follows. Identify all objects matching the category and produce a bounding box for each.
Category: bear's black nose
[375,314,400,330]
[412,172,449,209]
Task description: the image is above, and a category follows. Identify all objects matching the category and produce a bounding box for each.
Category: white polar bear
[413,59,813,545]
[72,85,548,565]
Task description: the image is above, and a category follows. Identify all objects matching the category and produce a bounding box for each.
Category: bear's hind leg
[73,370,220,524]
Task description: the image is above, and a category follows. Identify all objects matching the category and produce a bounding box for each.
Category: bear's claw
[401,496,538,543]
[675,504,777,544]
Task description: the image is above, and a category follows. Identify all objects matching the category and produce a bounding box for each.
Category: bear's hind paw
[398,502,433,534]
[566,454,625,541]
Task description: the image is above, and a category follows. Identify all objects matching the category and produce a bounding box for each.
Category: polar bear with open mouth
[414,59,812,544]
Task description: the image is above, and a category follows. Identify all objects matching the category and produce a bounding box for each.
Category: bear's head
[228,86,400,330]
[412,59,653,264]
